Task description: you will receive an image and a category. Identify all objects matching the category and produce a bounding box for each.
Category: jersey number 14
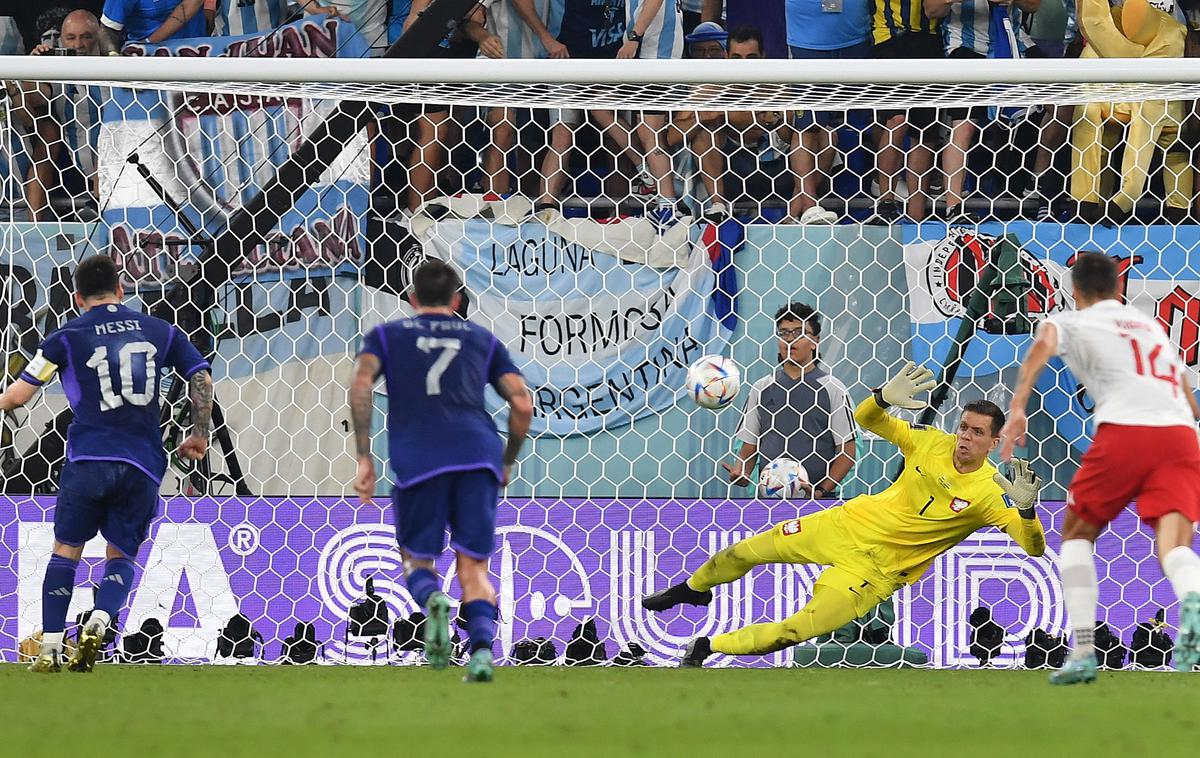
[1128,336,1180,396]
[85,341,158,410]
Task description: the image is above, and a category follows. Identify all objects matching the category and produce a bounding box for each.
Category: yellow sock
[711,587,859,656]
[687,529,783,592]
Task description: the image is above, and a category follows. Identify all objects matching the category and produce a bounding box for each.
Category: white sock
[1163,546,1200,601]
[40,631,64,656]
[86,609,112,634]
[1059,539,1098,660]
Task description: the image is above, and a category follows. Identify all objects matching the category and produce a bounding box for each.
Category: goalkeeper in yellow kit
[643,362,1048,666]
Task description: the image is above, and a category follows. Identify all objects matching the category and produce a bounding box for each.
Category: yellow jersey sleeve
[839,429,1043,583]
[853,395,942,456]
[980,495,1047,558]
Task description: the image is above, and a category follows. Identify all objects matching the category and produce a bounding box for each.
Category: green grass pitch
[4,664,1196,757]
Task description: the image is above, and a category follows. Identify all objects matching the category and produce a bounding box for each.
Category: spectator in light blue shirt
[101,0,206,46]
[206,0,341,37]
[785,0,872,224]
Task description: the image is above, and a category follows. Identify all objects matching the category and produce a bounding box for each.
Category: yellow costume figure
[643,363,1047,665]
[1070,0,1190,221]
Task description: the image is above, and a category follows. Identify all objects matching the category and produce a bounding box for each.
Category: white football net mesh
[0,48,1194,669]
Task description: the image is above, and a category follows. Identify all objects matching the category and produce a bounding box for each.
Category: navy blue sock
[42,554,79,634]
[406,568,438,608]
[94,557,135,619]
[461,599,498,654]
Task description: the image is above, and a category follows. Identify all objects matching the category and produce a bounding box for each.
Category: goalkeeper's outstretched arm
[854,396,915,453]
[991,507,1047,557]
[853,361,937,454]
[991,460,1047,557]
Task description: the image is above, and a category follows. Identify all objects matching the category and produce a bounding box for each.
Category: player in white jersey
[501,0,564,59]
[1001,252,1200,683]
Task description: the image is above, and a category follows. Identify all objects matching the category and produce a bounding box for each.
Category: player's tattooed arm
[176,370,213,462]
[495,373,533,472]
[189,370,214,440]
[349,354,381,459]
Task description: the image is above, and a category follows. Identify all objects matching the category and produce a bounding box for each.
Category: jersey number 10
[85,341,158,410]
[417,337,461,396]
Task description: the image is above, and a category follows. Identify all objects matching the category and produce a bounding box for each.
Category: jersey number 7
[417,337,461,396]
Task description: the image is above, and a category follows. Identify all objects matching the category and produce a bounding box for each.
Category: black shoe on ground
[641,582,713,612]
[868,198,900,225]
[680,637,713,668]
[940,204,983,225]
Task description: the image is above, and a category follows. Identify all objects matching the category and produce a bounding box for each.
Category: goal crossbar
[3,57,1200,111]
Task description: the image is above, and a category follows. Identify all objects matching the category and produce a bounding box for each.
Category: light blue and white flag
[422,219,738,436]
[99,17,371,286]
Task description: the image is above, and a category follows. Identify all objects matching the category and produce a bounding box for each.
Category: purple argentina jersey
[359,314,520,488]
[21,303,209,483]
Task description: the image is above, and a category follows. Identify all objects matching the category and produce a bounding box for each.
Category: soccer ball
[686,355,741,409]
[759,457,810,499]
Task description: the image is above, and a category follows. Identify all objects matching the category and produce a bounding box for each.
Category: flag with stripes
[99,17,371,285]
[699,219,741,333]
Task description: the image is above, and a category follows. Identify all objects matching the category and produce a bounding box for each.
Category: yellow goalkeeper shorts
[771,508,898,616]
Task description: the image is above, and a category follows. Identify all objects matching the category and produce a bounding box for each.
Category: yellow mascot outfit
[1070,0,1189,223]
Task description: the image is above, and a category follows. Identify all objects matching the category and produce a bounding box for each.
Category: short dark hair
[1071,252,1119,300]
[729,25,764,51]
[74,255,120,300]
[411,259,462,307]
[962,399,1005,436]
[774,302,821,338]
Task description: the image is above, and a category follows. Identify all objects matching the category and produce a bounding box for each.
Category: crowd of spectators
[5,0,1200,226]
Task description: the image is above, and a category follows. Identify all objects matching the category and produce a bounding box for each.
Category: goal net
[1,37,1194,669]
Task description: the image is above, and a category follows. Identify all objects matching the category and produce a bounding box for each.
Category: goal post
[0,50,1194,668]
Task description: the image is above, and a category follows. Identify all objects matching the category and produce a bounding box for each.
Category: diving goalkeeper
[643,362,1048,666]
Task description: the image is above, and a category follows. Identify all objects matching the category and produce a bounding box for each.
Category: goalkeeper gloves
[875,361,937,410]
[994,459,1042,519]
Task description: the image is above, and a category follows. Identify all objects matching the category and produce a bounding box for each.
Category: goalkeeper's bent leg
[687,528,787,593]
[710,583,861,656]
